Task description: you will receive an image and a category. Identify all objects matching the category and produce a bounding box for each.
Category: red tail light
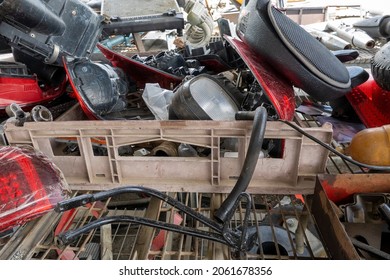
[0,75,66,114]
[225,36,295,121]
[346,78,390,128]
[0,146,70,232]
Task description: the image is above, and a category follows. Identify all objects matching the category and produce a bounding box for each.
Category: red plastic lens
[225,36,295,121]
[0,146,70,232]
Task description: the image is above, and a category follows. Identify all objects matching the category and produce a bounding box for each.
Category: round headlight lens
[190,78,239,120]
[169,74,243,120]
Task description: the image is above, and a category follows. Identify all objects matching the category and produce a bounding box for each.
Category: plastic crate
[4,120,332,193]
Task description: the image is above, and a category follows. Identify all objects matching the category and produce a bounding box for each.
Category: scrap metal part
[0,0,104,66]
[4,103,53,127]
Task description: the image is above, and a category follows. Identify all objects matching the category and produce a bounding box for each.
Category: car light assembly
[169,74,244,120]
[0,146,70,233]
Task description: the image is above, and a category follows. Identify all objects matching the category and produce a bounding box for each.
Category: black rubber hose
[0,0,66,36]
[351,238,390,260]
[214,106,268,224]
[378,203,390,227]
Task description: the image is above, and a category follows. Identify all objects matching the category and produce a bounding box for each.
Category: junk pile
[0,0,389,259]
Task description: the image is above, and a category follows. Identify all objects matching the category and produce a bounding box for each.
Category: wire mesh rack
[0,190,331,260]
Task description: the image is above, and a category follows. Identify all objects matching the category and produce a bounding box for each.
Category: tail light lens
[0,146,70,233]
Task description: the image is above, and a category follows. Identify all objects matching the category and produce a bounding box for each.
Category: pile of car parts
[0,0,390,260]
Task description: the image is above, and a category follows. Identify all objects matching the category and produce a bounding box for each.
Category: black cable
[351,238,390,260]
[279,120,390,172]
[57,215,229,247]
[56,186,223,232]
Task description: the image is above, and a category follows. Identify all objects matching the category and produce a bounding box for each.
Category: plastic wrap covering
[0,146,70,233]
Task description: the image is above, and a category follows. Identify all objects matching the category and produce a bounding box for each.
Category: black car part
[64,57,128,119]
[169,74,245,120]
[245,225,310,257]
[0,0,104,66]
[371,41,390,91]
[353,15,390,39]
[351,238,390,260]
[56,107,267,256]
[12,49,66,87]
[236,0,368,101]
[379,203,390,228]
[214,109,267,223]
[131,51,206,78]
[101,10,184,38]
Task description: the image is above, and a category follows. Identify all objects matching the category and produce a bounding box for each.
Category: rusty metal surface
[318,173,390,203]
[308,177,360,260]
